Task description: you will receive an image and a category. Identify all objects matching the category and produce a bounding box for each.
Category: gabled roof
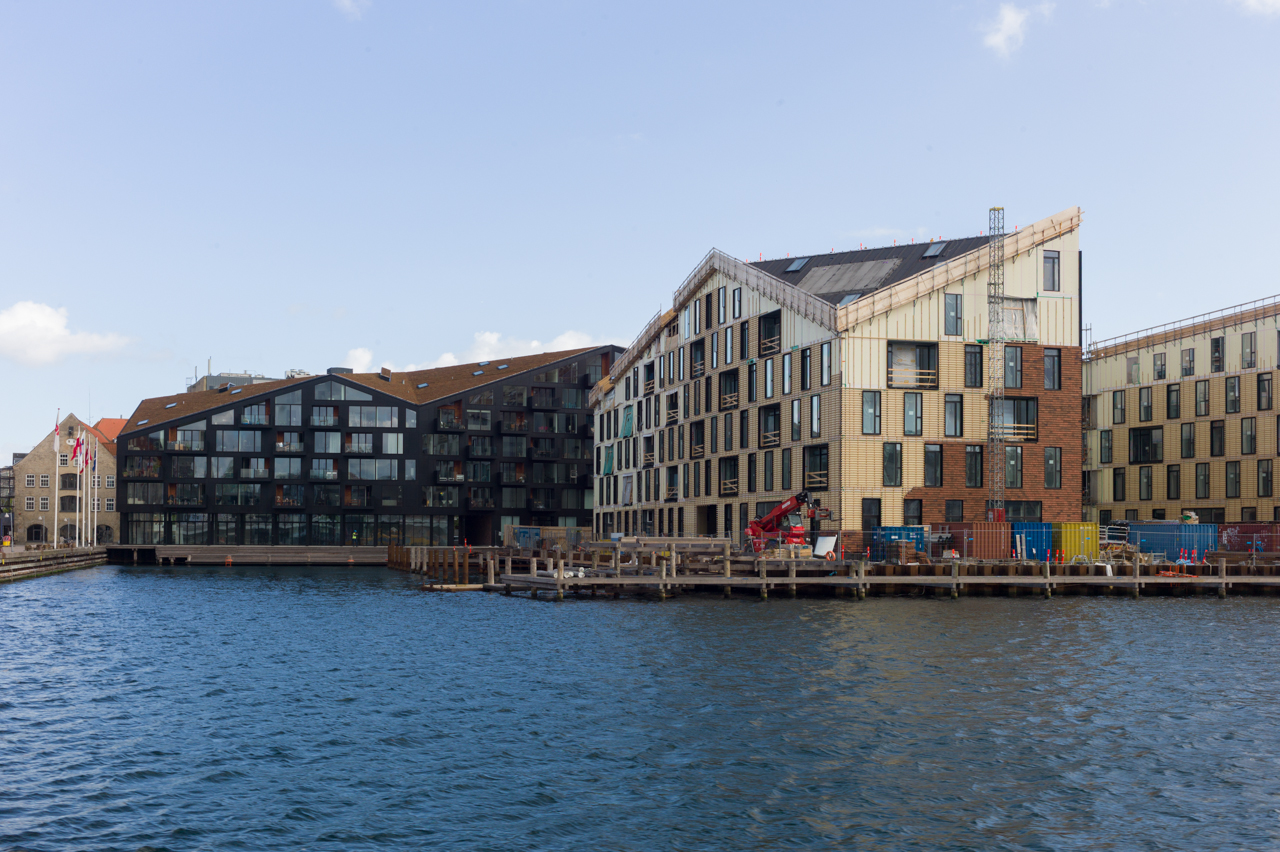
[120,347,612,435]
[92,418,128,441]
[751,236,991,308]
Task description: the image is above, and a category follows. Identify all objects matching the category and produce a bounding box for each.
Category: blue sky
[1,0,1278,462]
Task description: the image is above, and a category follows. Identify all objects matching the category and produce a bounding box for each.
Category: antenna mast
[986,207,1007,522]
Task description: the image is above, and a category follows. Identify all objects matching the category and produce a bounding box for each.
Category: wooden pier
[389,540,1280,601]
[1,546,109,583]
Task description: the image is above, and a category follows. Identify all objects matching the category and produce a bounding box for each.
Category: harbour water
[3,565,1280,850]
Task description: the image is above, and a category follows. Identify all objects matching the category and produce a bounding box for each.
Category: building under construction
[590,207,1084,541]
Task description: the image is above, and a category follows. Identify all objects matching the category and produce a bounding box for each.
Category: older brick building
[12,414,123,546]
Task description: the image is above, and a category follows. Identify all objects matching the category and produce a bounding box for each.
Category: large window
[945,293,962,335]
[1167,384,1181,419]
[862,391,881,435]
[1167,464,1181,500]
[1196,380,1210,416]
[1226,461,1240,499]
[1226,376,1241,414]
[903,393,922,436]
[1181,348,1195,377]
[882,443,902,487]
[1113,467,1126,502]
[1100,430,1113,464]
[1129,427,1163,464]
[1260,374,1273,411]
[810,396,821,438]
[887,342,938,389]
[1260,459,1273,498]
[1139,466,1153,501]
[1211,337,1224,372]
[945,394,963,437]
[1112,391,1126,425]
[1196,463,1210,499]
[1154,353,1166,381]
[1043,250,1060,291]
[803,445,829,491]
[820,342,832,386]
[1210,420,1224,456]
[1044,447,1061,489]
[965,345,983,388]
[1243,418,1256,455]
[782,353,793,394]
[924,445,943,487]
[1243,332,1257,369]
[1181,423,1195,458]
[966,445,983,488]
[800,349,810,390]
[1044,349,1061,391]
[904,499,923,527]
[1139,387,1152,422]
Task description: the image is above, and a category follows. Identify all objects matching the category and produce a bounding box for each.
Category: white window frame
[25,496,34,510]
[106,498,116,512]
[106,475,115,489]
[59,454,68,467]
[39,497,49,511]
[25,474,35,487]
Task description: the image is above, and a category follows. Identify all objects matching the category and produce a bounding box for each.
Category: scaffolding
[986,207,1006,521]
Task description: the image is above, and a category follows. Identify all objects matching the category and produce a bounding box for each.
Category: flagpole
[52,410,59,547]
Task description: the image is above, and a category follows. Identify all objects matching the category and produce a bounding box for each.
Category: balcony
[468,496,495,510]
[887,367,939,390]
[644,379,655,395]
[344,444,374,455]
[344,495,369,508]
[760,430,781,448]
[804,470,829,490]
[309,469,338,480]
[665,410,678,426]
[498,472,526,485]
[165,495,205,506]
[500,418,529,434]
[276,442,305,453]
[531,445,557,460]
[719,478,739,497]
[167,440,205,452]
[275,497,303,508]
[242,414,269,426]
[311,415,339,428]
[719,392,738,411]
[530,497,554,511]
[436,416,465,432]
[691,444,705,459]
[760,336,782,357]
[240,469,271,480]
[530,392,558,410]
[692,361,706,379]
[665,486,679,503]
[994,423,1039,442]
[435,471,466,484]
[467,445,495,459]
[643,452,655,468]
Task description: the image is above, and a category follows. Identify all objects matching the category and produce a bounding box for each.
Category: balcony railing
[530,394,558,410]
[644,379,655,395]
[498,472,526,485]
[166,440,204,452]
[691,444,705,459]
[760,336,781,356]
[887,367,939,389]
[665,486,678,502]
[468,496,495,510]
[311,415,338,427]
[344,444,374,454]
[436,416,465,432]
[166,495,204,506]
[435,471,465,483]
[500,419,529,434]
[468,445,495,459]
[995,423,1039,442]
[692,361,706,379]
[344,496,369,508]
[719,392,738,410]
[665,410,678,426]
[240,469,270,480]
[643,452,655,468]
[530,498,553,511]
[719,477,739,497]
[531,446,557,460]
[760,430,781,448]
[804,470,829,489]
[309,469,338,480]
[276,442,304,453]
[242,414,269,426]
[275,497,303,507]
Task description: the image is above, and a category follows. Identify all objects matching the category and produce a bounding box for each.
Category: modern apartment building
[11,415,123,545]
[591,207,1084,540]
[116,347,619,547]
[1083,297,1280,524]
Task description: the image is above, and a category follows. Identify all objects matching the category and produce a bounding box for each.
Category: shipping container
[1012,522,1053,560]
[1216,523,1278,553]
[1053,522,1100,561]
[870,526,929,561]
[936,522,1012,560]
[1127,524,1218,562]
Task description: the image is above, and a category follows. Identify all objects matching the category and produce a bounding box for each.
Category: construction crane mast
[986,207,1006,522]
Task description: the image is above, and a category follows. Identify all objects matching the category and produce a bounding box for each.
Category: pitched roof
[92,418,128,441]
[751,236,990,307]
[120,347,611,435]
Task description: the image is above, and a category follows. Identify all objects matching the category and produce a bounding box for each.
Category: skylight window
[478,361,490,366]
[138,419,149,425]
[497,365,508,370]
[165,402,177,409]
[231,388,242,394]
[472,370,484,376]
[785,257,809,272]
[923,242,947,258]
[416,382,430,389]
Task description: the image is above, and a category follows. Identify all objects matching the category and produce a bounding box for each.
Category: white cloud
[0,301,130,366]
[332,0,371,20]
[983,4,1031,57]
[348,331,629,374]
[1233,0,1280,14]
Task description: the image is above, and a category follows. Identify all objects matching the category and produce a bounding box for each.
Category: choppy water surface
[4,566,1280,851]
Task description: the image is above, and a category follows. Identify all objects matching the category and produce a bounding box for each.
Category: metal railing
[240,469,270,480]
[760,430,781,448]
[275,442,304,453]
[275,497,303,507]
[242,414,269,426]
[887,368,939,389]
[166,440,205,452]
[468,496,495,510]
[309,469,338,480]
[344,445,374,454]
[1087,292,1280,361]
[500,419,529,433]
[435,471,465,483]
[437,417,465,432]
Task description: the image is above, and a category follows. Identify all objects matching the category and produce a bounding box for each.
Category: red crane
[745,490,811,553]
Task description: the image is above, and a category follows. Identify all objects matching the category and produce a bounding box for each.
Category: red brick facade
[905,344,1082,524]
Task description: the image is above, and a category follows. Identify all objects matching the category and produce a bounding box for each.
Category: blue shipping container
[1127,524,1218,561]
[871,526,929,561]
[1012,522,1053,560]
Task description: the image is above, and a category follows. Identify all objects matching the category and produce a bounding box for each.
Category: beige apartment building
[1083,297,1280,525]
[12,414,124,545]
[591,207,1084,541]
